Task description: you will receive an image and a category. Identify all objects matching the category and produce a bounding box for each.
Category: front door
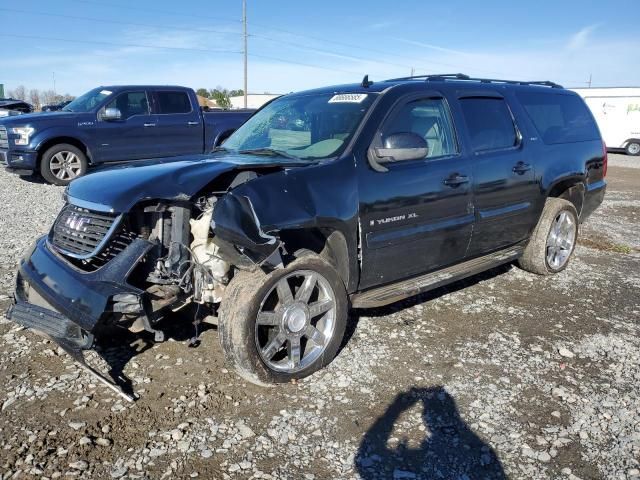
[95,90,160,162]
[357,94,474,289]
[455,94,537,256]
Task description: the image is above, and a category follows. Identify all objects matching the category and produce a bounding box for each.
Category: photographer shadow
[356,386,506,480]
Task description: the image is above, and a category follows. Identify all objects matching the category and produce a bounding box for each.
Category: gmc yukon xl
[6,74,606,396]
[0,85,254,185]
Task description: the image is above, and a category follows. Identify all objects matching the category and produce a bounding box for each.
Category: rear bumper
[7,236,153,334]
[581,180,606,222]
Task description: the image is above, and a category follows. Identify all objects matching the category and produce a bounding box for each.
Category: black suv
[7,74,606,393]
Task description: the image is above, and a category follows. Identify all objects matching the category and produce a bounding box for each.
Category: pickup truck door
[151,90,203,156]
[455,92,537,256]
[357,93,474,289]
[95,90,161,162]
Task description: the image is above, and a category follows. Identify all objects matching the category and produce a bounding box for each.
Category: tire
[625,141,640,156]
[518,198,579,275]
[218,253,348,385]
[40,144,88,186]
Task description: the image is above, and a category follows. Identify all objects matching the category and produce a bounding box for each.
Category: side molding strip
[350,244,524,308]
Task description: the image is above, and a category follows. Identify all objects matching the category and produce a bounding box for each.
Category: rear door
[95,90,160,162]
[357,92,474,289]
[151,90,203,156]
[457,93,537,256]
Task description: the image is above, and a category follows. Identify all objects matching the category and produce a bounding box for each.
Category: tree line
[196,87,244,109]
[4,85,75,110]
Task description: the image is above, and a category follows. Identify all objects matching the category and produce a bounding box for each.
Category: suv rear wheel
[518,198,579,275]
[218,253,348,385]
[40,143,88,185]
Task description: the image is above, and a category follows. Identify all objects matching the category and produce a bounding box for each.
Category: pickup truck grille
[0,126,8,149]
[51,204,121,259]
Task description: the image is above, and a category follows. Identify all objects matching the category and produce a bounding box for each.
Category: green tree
[196,88,210,98]
[210,88,231,109]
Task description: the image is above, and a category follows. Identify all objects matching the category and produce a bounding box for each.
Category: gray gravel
[0,154,638,479]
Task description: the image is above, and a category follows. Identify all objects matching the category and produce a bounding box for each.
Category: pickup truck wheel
[625,141,640,156]
[518,198,578,275]
[218,254,348,386]
[40,144,88,185]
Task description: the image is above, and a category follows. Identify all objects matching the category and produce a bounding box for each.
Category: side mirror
[375,132,429,162]
[101,107,122,121]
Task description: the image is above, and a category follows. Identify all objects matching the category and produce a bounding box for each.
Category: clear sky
[1,0,639,96]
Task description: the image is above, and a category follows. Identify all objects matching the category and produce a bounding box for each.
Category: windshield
[63,88,113,112]
[223,92,377,160]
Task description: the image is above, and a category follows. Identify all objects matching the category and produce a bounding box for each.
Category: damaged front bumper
[4,236,155,401]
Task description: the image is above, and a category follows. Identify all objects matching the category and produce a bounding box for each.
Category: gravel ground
[0,154,638,480]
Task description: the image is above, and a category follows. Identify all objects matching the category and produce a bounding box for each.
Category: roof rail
[384,73,563,89]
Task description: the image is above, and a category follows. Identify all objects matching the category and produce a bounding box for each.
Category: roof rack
[384,73,563,89]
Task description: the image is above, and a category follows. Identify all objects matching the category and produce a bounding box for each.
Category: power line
[0,7,415,73]
[0,32,367,76]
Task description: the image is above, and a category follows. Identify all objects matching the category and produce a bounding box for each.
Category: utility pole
[53,72,56,96]
[588,73,592,88]
[410,67,415,77]
[243,0,248,109]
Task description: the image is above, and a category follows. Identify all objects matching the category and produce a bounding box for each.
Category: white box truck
[572,87,640,156]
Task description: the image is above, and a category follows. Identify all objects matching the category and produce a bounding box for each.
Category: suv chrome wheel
[255,270,336,374]
[50,151,83,181]
[546,210,576,269]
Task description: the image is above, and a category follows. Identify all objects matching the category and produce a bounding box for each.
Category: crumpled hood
[66,153,309,212]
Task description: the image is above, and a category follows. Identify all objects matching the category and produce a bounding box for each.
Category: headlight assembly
[9,126,35,146]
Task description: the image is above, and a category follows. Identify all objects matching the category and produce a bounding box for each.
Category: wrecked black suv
[7,74,606,393]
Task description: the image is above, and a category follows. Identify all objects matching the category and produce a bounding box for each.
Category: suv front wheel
[218,253,348,385]
[518,198,579,275]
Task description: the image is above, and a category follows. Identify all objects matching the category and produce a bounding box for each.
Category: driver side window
[383,98,458,158]
[106,91,149,120]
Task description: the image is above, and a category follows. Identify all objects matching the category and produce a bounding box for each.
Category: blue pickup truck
[0,85,254,185]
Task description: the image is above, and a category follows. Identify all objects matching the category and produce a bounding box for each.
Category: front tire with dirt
[218,254,348,385]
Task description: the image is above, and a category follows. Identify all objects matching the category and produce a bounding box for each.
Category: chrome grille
[0,126,8,149]
[51,204,120,258]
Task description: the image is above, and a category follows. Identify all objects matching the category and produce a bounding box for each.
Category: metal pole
[53,72,56,96]
[243,0,248,109]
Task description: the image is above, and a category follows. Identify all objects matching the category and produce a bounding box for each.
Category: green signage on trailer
[0,84,4,98]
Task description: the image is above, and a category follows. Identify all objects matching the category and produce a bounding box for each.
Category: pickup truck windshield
[63,88,113,112]
[223,92,377,160]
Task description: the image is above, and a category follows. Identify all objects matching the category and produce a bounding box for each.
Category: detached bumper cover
[15,236,153,332]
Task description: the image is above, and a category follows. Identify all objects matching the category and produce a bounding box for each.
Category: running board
[351,246,523,309]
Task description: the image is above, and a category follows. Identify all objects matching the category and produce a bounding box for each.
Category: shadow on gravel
[92,307,216,398]
[355,386,505,480]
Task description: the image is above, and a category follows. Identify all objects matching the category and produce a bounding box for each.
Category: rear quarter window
[516,92,600,144]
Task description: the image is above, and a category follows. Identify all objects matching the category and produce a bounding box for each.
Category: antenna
[361,74,373,88]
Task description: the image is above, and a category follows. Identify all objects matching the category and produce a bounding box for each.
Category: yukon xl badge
[370,212,418,226]
[77,121,95,127]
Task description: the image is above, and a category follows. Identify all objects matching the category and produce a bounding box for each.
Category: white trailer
[572,87,640,156]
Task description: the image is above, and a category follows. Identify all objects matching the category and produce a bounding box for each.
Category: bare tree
[41,89,57,106]
[9,85,26,101]
[29,89,41,110]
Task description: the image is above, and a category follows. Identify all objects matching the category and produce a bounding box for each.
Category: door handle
[443,174,469,187]
[143,123,156,127]
[512,162,532,174]
[187,121,199,126]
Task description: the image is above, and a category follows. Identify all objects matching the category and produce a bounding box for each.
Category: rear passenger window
[156,91,192,114]
[516,92,600,144]
[382,98,457,158]
[459,97,518,152]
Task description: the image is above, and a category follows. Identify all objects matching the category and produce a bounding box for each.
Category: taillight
[602,140,608,178]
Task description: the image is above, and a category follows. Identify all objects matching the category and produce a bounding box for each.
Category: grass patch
[579,237,638,254]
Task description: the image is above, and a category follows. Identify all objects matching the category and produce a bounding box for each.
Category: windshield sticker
[329,93,368,104]
[100,90,113,95]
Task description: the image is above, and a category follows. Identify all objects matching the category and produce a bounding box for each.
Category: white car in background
[572,87,640,156]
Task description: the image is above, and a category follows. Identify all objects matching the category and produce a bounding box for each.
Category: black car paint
[10,79,606,339]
